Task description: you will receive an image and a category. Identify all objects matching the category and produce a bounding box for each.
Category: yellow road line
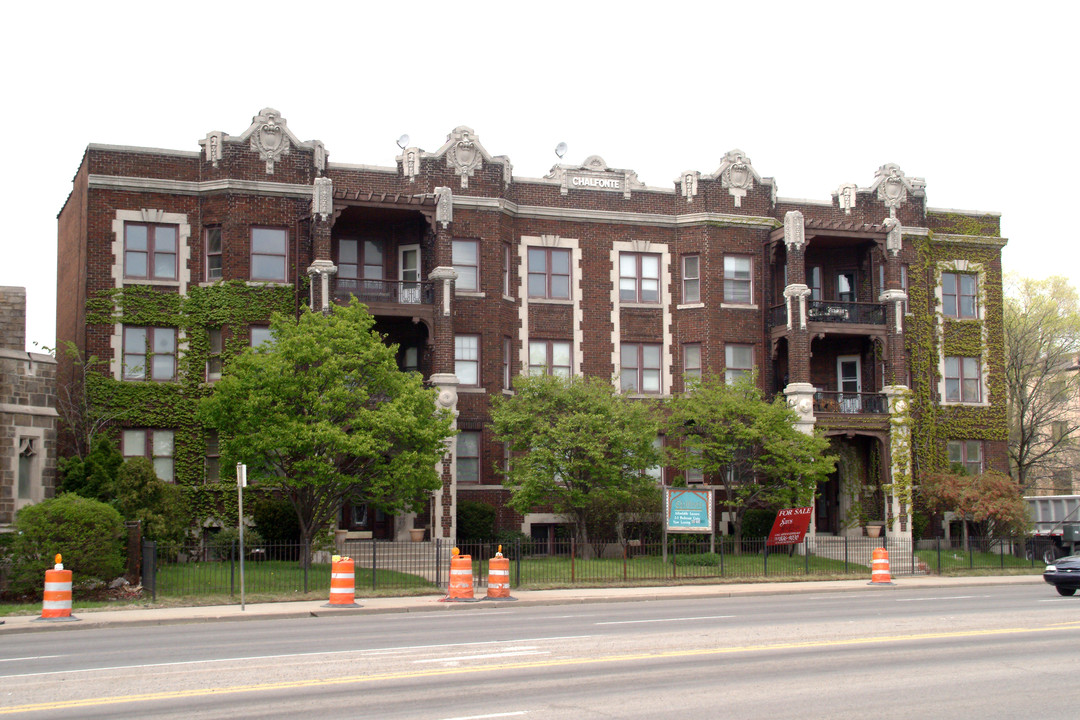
[2,624,1074,715]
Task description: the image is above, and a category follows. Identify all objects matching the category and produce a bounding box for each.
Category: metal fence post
[372,538,378,591]
[141,540,157,601]
[937,536,941,573]
[804,537,810,574]
[230,540,236,597]
[515,537,521,588]
[303,540,310,594]
[436,538,442,589]
[844,535,848,574]
[719,534,725,577]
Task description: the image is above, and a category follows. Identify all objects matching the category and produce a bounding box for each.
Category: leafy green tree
[112,458,188,547]
[198,301,454,561]
[663,374,836,551]
[57,435,124,500]
[1005,275,1080,492]
[920,470,1029,552]
[5,494,125,597]
[491,374,661,549]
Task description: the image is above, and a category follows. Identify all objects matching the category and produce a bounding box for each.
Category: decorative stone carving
[312,177,333,221]
[399,147,421,182]
[871,163,919,217]
[545,155,647,199]
[246,108,291,174]
[884,217,903,256]
[445,126,483,188]
[429,266,458,317]
[312,141,327,174]
[434,186,453,228]
[204,131,225,167]
[707,149,762,207]
[783,284,811,330]
[836,183,858,214]
[783,211,805,251]
[784,382,817,433]
[306,259,337,313]
[680,170,699,203]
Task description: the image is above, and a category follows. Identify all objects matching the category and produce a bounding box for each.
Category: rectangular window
[809,266,822,301]
[453,239,479,292]
[205,431,220,483]
[723,256,752,304]
[123,327,176,381]
[400,346,419,374]
[941,272,977,318]
[947,440,983,476]
[207,328,223,381]
[125,223,178,281]
[645,437,664,483]
[619,252,660,303]
[17,437,36,499]
[457,431,481,484]
[123,429,175,482]
[682,255,700,304]
[683,343,702,384]
[837,271,856,302]
[503,336,512,389]
[250,227,288,282]
[944,356,981,403]
[725,344,754,384]
[901,264,909,313]
[338,239,359,279]
[205,227,222,281]
[621,343,661,393]
[686,447,704,485]
[455,334,480,386]
[529,340,572,377]
[250,325,273,348]
[528,247,571,299]
[503,243,512,296]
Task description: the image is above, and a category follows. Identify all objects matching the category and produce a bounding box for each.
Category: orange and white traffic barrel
[35,554,79,623]
[440,548,477,602]
[323,556,360,608]
[485,547,515,600]
[869,547,894,585]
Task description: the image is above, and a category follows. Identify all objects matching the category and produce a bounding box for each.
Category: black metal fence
[140,535,1048,600]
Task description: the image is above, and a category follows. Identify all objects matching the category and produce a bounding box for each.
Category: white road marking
[894,595,989,602]
[438,712,528,720]
[0,655,61,663]
[596,615,733,625]
[413,650,549,664]
[0,636,590,679]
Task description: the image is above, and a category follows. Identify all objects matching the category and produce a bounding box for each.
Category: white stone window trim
[610,240,673,395]
[110,324,188,382]
[934,259,990,407]
[677,302,705,310]
[519,236,583,378]
[455,291,487,298]
[719,303,759,310]
[111,209,191,294]
[458,387,488,394]
[12,427,47,510]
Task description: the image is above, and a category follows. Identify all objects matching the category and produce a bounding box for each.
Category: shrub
[742,508,777,539]
[57,436,123,500]
[252,494,301,544]
[457,500,496,541]
[113,458,188,545]
[5,494,125,598]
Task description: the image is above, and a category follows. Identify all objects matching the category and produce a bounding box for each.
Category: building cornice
[0,403,58,417]
[927,206,1002,218]
[932,233,1009,248]
[87,143,201,158]
[452,195,780,228]
[87,174,313,198]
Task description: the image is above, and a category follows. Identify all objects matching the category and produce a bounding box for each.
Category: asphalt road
[2,584,1076,718]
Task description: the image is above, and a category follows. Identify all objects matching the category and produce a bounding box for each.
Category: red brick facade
[56,110,1007,541]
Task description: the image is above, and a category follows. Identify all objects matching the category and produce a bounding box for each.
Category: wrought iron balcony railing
[813,391,888,414]
[806,300,885,325]
[333,279,434,305]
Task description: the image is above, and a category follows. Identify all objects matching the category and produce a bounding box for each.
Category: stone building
[55,108,1008,542]
[0,287,57,528]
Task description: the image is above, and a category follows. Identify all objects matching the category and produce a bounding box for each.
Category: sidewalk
[0,574,1043,635]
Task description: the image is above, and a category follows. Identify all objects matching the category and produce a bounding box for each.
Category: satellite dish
[396,134,410,149]
[555,142,568,159]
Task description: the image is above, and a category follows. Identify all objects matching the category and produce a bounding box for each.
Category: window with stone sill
[250,227,288,283]
[724,344,754,385]
[205,430,220,484]
[682,255,700,304]
[529,340,572,378]
[123,326,176,382]
[123,429,175,482]
[683,343,702,385]
[941,272,977,319]
[455,334,480,387]
[619,252,660,304]
[947,440,982,476]
[125,222,178,281]
[457,431,481,484]
[453,239,479,292]
[206,328,223,382]
[944,356,981,403]
[528,247,571,300]
[621,343,661,394]
[723,256,752,304]
[204,227,222,282]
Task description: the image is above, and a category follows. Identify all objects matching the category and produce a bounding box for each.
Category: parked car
[1043,555,1080,596]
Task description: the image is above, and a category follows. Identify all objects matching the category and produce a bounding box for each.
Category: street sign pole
[237,463,247,611]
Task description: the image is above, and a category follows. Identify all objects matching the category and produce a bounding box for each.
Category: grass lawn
[155,559,438,598]
[915,548,1043,574]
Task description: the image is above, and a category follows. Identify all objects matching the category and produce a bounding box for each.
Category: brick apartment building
[56,108,1008,543]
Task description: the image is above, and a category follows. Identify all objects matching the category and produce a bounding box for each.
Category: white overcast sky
[3,1,1076,352]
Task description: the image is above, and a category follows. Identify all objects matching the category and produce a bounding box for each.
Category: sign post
[663,488,715,565]
[237,463,247,611]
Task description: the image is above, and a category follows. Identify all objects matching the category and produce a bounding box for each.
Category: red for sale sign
[766,507,813,546]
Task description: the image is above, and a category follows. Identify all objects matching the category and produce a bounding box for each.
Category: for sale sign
[766,506,813,545]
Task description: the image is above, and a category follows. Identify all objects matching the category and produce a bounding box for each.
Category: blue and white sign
[665,488,714,533]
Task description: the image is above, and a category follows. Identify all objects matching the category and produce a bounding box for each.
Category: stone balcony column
[429,373,460,542]
[882,385,913,539]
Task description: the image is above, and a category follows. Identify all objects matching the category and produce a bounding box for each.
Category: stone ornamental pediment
[708,149,764,207]
[870,163,925,217]
[429,126,512,189]
[544,155,646,199]
[200,108,327,175]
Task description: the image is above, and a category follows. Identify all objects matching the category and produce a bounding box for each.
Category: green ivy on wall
[84,281,302,524]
